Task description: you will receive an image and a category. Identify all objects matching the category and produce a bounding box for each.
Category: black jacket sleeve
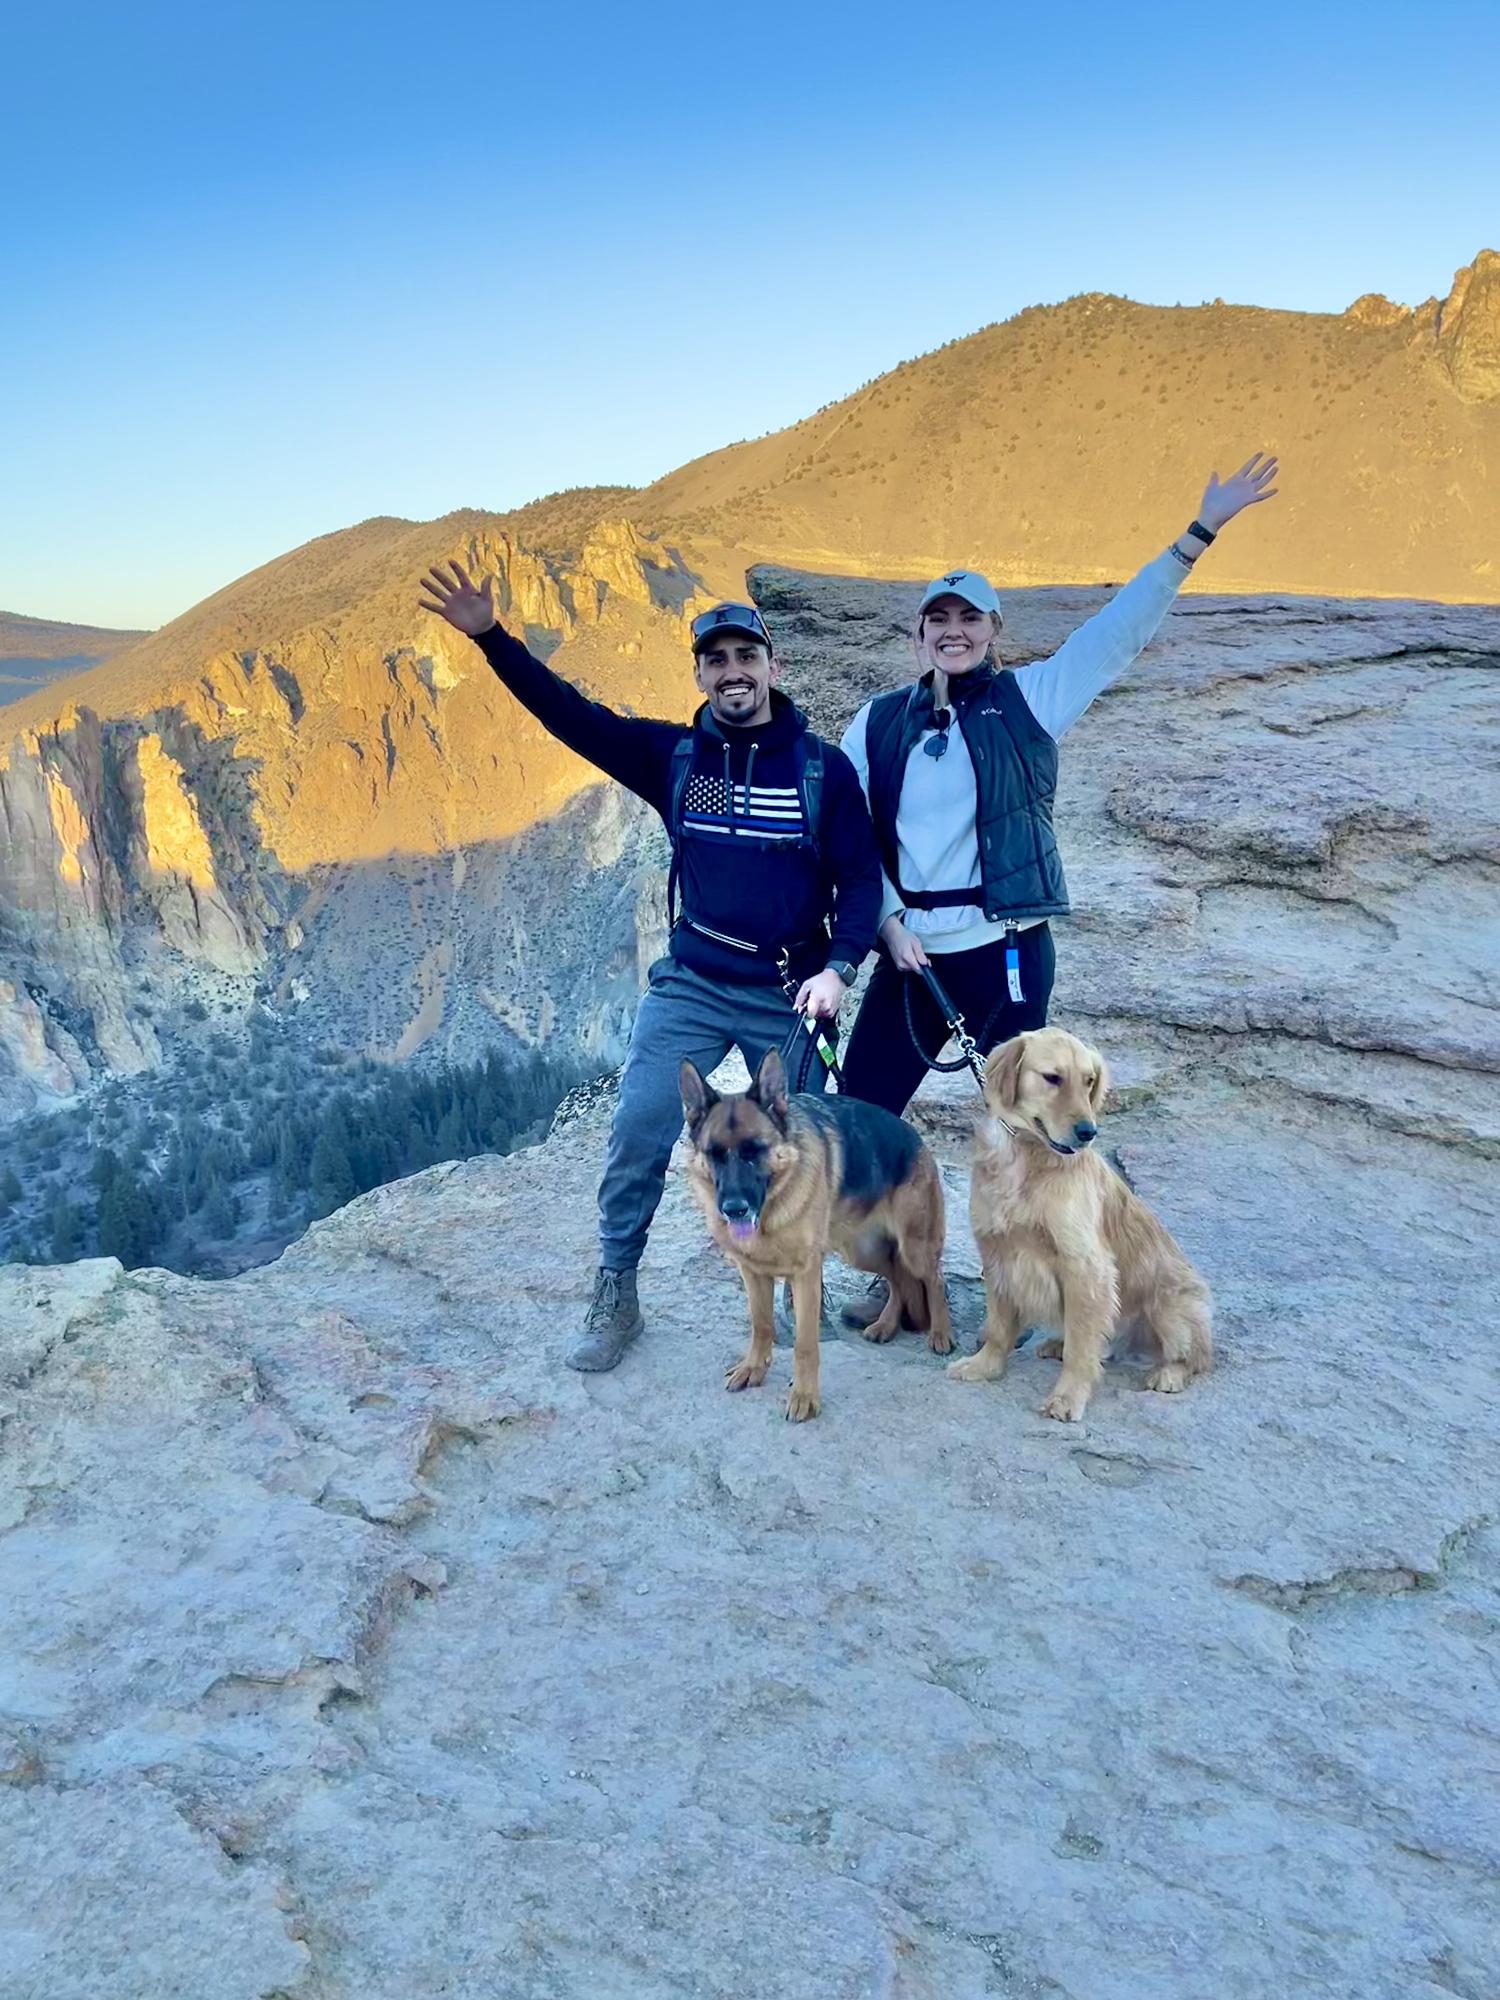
[472,623,682,814]
[820,745,883,971]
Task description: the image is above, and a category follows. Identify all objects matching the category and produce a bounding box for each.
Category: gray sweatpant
[599,957,820,1272]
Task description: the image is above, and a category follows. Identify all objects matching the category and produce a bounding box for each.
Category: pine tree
[202,1181,239,1238]
[309,1123,356,1217]
[47,1193,84,1262]
[97,1170,163,1267]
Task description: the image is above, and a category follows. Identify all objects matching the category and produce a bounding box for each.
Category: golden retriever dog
[681,1047,953,1421]
[948,1027,1212,1421]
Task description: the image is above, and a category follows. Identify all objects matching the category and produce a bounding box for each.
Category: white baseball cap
[917,569,1002,621]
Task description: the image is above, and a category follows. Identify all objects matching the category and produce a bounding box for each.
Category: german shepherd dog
[680,1047,953,1421]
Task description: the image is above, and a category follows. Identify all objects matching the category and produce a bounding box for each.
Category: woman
[838,453,1279,1133]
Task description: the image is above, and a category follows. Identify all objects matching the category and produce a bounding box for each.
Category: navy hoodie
[473,623,881,985]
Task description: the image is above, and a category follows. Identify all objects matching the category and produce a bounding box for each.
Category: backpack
[664,732,825,927]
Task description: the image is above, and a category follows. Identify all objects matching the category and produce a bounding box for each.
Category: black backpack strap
[665,734,695,926]
[796,735,824,862]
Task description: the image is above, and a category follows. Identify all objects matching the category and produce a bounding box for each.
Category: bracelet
[1186,518,1217,545]
[1167,541,1196,570]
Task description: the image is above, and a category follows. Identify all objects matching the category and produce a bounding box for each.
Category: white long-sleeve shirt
[840,548,1186,952]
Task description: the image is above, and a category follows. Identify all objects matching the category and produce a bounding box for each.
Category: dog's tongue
[726,1217,759,1242]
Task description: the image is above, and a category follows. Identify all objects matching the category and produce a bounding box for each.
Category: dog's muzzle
[719,1200,760,1242]
[1035,1116,1098,1156]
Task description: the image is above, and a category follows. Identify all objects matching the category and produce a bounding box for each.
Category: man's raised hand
[418,561,497,636]
[1196,453,1280,534]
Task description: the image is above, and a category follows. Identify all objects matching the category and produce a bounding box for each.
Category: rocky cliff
[0,514,741,1117]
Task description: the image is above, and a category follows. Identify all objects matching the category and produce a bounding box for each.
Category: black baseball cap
[690,602,773,654]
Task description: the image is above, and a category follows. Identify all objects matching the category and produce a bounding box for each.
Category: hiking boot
[838,1273,941,1335]
[840,1275,896,1330]
[567,1268,644,1372]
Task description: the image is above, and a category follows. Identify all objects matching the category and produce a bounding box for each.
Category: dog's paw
[1145,1362,1190,1394]
[784,1384,820,1422]
[926,1326,956,1357]
[1033,1336,1064,1360]
[1040,1381,1091,1422]
[725,1358,769,1393]
[860,1319,901,1344]
[947,1351,1006,1384]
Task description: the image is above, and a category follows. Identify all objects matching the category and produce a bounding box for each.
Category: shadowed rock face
[1,567,1497,1998]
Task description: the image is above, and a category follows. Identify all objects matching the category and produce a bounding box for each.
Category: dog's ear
[1087,1053,1111,1113]
[985,1034,1026,1110]
[750,1046,789,1125]
[679,1060,718,1132]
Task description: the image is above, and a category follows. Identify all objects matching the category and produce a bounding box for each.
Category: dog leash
[904,961,991,1094]
[776,948,846,1092]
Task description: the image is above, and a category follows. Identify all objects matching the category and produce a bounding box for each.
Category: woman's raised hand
[1195,453,1279,534]
[418,560,497,635]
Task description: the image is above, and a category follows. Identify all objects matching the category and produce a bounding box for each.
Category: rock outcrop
[1435,247,1500,401]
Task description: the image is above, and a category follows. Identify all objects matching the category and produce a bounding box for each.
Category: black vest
[863,666,1069,924]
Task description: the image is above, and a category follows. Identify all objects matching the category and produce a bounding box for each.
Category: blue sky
[4,0,1497,630]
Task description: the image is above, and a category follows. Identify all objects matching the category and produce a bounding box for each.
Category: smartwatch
[827,961,858,987]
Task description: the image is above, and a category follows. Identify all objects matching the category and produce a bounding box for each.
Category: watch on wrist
[1186,518,1217,545]
[827,960,857,987]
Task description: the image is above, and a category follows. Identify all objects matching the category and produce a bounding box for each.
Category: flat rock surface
[3,1065,1497,1999]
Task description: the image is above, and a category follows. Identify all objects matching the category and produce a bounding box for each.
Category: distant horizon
[5,0,1497,629]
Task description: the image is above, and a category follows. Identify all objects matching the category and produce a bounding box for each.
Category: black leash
[903,961,1006,1093]
[776,948,846,1093]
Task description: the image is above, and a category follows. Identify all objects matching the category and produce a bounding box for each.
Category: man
[419,563,882,1369]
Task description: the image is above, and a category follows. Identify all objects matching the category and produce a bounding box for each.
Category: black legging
[840,924,1056,1117]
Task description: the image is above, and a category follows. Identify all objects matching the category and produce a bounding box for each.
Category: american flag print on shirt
[679,771,807,843]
